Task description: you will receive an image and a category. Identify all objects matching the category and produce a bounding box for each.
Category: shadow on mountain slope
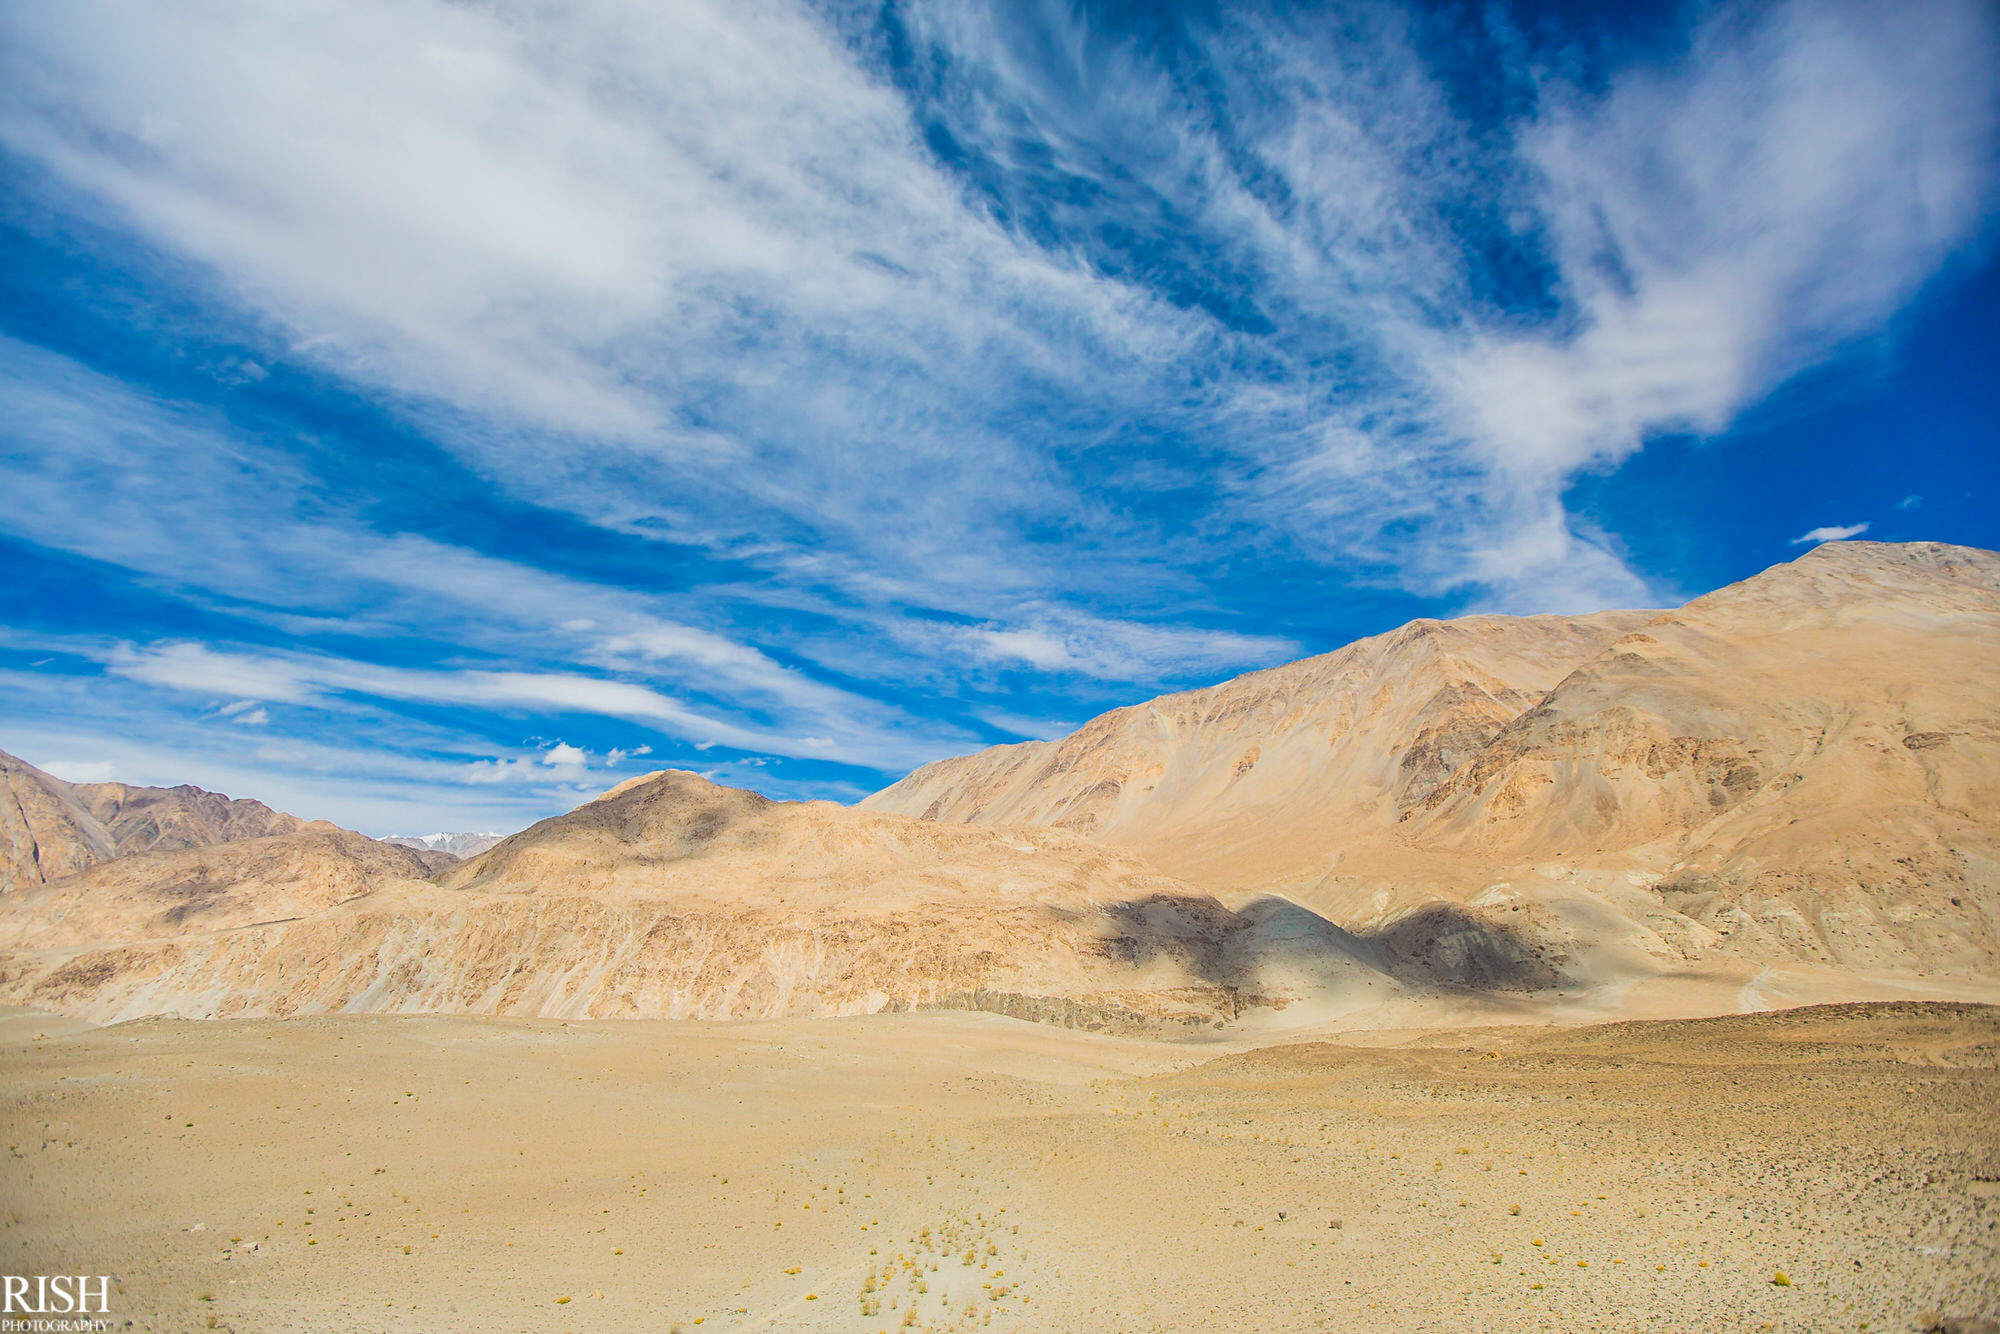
[1358,900,1567,990]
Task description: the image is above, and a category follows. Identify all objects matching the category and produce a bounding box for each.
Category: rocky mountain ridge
[0,769,1396,1027]
[4,541,1995,1030]
[1,749,304,894]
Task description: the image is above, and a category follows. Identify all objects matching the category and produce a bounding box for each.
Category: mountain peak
[590,768,736,804]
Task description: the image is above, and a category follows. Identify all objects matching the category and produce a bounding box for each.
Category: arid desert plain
[5,1002,1998,1333]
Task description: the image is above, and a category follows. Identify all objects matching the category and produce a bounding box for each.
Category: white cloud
[0,340,981,768]
[950,610,1297,682]
[2,2,666,437]
[872,0,1996,613]
[1443,2,1995,483]
[0,0,1187,603]
[972,710,1077,742]
[0,335,1300,787]
[99,640,954,771]
[33,758,120,785]
[1791,522,1871,545]
[539,741,587,770]
[113,643,320,704]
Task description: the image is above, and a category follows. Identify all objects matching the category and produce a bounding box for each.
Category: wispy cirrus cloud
[0,668,624,830]
[0,0,1194,597]
[941,610,1297,682]
[103,639,940,768]
[0,339,969,742]
[5,0,1989,609]
[1438,1,1996,481]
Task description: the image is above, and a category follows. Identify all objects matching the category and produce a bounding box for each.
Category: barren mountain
[868,542,2000,987]
[1405,542,2000,968]
[5,542,1993,1032]
[865,608,1652,891]
[0,770,1393,1027]
[0,821,444,949]
[0,748,303,893]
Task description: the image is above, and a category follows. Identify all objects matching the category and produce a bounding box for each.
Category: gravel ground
[2,1001,1993,1333]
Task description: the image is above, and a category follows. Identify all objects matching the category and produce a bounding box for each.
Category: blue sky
[1,0,1995,835]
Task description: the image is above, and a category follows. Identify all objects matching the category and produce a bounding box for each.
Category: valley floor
[3,1002,1996,1333]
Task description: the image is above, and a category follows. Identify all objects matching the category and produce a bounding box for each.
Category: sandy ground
[3,1002,1996,1334]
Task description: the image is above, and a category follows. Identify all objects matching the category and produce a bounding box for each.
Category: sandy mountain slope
[0,821,444,949]
[863,610,1653,893]
[868,542,2000,986]
[0,748,302,893]
[0,770,1397,1027]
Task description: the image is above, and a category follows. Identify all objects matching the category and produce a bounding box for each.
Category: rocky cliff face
[0,749,302,894]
